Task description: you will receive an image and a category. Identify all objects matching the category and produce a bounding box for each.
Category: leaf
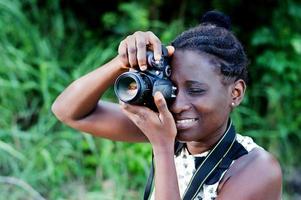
[0,140,26,161]
[291,37,301,54]
[251,27,275,46]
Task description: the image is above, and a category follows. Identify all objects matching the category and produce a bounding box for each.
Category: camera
[114,46,176,110]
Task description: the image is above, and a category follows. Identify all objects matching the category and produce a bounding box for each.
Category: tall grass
[0,0,184,199]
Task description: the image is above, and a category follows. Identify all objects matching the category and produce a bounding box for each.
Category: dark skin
[52,31,282,200]
[170,50,234,154]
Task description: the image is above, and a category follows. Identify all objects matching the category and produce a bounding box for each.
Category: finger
[121,102,135,112]
[121,103,152,125]
[135,32,148,71]
[147,31,162,61]
[121,103,149,116]
[166,45,175,56]
[154,92,172,120]
[118,40,129,66]
[126,36,138,68]
[119,100,125,106]
[121,106,139,123]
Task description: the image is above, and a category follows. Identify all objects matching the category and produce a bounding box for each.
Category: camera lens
[116,76,138,101]
[114,72,151,104]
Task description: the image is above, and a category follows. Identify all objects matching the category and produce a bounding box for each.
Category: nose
[170,90,191,114]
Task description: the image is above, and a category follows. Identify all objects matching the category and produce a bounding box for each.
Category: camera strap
[143,120,236,200]
[182,120,236,199]
[143,154,154,200]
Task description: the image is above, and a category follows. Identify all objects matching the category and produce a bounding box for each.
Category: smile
[176,118,198,129]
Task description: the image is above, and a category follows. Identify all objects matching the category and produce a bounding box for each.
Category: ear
[230,79,246,107]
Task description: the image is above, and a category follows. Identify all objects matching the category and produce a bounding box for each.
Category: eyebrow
[185,80,208,87]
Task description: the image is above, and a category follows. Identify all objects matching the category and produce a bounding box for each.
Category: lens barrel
[114,72,152,105]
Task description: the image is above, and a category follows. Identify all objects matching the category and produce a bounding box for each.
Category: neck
[186,119,231,155]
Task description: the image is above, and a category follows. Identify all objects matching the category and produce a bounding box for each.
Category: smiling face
[170,50,233,147]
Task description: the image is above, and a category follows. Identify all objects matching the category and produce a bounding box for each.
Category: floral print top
[150,134,261,200]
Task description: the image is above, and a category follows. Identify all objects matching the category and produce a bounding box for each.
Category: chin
[176,126,207,142]
[176,130,196,142]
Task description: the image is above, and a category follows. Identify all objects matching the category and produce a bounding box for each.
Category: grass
[0,0,151,199]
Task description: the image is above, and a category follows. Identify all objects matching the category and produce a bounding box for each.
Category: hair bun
[201,10,231,30]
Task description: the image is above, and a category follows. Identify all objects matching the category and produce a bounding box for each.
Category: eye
[187,87,206,94]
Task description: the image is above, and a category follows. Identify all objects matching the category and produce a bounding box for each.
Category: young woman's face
[170,50,233,143]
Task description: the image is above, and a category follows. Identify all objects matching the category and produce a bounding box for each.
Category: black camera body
[114,46,176,109]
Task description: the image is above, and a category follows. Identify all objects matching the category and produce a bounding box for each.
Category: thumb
[154,92,172,119]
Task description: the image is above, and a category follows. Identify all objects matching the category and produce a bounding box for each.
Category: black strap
[202,141,248,185]
[183,121,236,199]
[143,153,154,200]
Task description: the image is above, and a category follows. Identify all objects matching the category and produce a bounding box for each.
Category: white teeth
[176,119,196,124]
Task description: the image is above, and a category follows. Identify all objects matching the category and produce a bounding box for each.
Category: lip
[175,118,199,130]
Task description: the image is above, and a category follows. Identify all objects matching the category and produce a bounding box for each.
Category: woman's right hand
[117,31,174,71]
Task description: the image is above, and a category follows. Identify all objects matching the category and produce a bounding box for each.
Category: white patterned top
[150,134,262,200]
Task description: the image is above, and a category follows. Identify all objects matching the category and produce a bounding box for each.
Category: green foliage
[0,0,184,199]
[245,0,301,160]
[0,0,300,199]
[244,1,301,196]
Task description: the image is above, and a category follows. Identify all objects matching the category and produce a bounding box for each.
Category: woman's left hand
[121,92,177,152]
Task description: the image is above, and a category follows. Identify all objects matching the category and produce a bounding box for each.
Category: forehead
[170,50,221,84]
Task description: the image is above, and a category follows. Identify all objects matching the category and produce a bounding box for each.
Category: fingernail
[120,101,126,107]
[140,65,147,71]
[167,46,175,55]
[154,54,161,61]
[155,91,163,99]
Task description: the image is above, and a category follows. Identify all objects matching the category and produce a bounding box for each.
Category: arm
[52,31,172,142]
[116,31,180,198]
[153,144,181,200]
[52,31,166,142]
[52,30,181,198]
[52,56,146,141]
[217,148,282,200]
[121,92,181,200]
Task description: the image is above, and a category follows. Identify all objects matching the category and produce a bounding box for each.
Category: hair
[171,10,248,84]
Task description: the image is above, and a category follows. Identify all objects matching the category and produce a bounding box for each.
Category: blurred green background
[0,0,300,199]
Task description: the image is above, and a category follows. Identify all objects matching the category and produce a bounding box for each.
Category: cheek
[192,92,230,117]
[191,98,216,118]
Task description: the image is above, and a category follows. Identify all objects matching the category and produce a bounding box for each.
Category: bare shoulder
[217,148,282,200]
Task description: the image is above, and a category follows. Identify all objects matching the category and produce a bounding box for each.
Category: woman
[52,11,282,200]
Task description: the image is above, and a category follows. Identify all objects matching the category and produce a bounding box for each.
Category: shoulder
[217,148,282,200]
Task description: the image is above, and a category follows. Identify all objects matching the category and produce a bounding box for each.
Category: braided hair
[171,10,248,84]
